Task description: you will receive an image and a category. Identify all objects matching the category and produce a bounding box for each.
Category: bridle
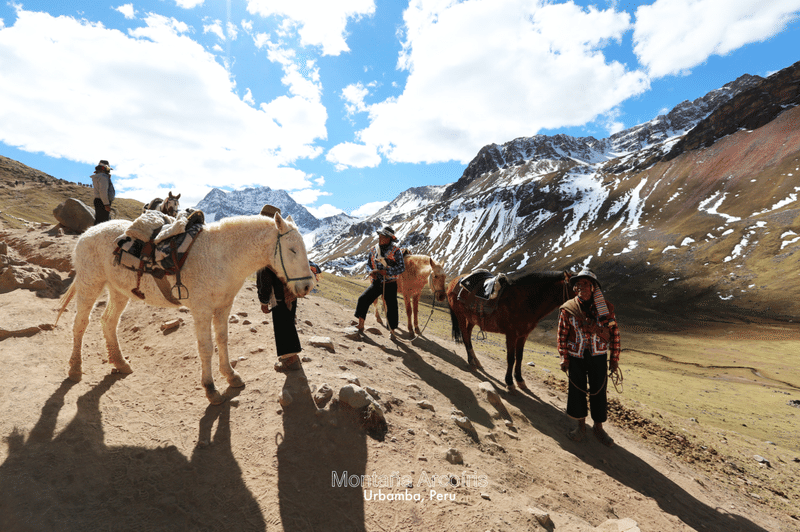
[274,228,314,284]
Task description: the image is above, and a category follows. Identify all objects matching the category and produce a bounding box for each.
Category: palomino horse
[448,271,573,390]
[374,255,447,336]
[56,211,314,404]
[143,191,181,217]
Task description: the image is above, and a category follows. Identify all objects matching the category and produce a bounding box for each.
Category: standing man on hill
[354,226,405,339]
[91,159,115,225]
[558,268,621,447]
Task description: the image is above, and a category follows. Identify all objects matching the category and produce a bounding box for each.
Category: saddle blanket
[114,210,204,275]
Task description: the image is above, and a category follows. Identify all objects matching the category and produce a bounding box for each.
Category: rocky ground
[1,220,798,532]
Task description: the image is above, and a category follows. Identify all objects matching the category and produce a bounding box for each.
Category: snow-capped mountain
[193,186,320,234]
[310,60,800,319]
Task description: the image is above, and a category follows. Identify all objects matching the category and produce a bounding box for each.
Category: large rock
[53,198,94,233]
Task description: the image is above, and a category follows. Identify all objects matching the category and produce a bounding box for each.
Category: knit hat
[377,226,397,241]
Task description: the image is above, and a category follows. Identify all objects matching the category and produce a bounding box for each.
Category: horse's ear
[285,214,294,224]
[175,193,181,200]
[274,212,289,232]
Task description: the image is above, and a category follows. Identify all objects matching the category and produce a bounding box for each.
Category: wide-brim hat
[377,225,397,241]
[569,268,601,289]
[260,204,281,217]
[98,159,113,170]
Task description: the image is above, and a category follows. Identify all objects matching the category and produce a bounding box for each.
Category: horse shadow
[277,368,368,532]
[359,333,495,430]
[0,376,265,532]
[497,383,772,532]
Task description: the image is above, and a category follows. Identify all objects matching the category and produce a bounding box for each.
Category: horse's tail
[449,305,464,344]
[54,281,76,327]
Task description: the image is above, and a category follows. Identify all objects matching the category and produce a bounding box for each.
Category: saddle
[113,209,205,304]
[456,270,509,316]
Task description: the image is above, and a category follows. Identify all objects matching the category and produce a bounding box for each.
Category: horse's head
[162,192,181,217]
[272,212,315,298]
[428,257,447,302]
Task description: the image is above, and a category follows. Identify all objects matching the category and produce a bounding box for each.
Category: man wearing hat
[256,205,321,372]
[354,226,405,337]
[557,268,620,447]
[91,159,116,225]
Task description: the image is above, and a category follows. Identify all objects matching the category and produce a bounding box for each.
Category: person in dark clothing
[354,226,405,338]
[91,159,115,225]
[256,204,322,372]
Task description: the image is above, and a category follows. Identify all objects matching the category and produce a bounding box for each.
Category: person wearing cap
[354,226,405,337]
[91,159,116,225]
[557,268,620,447]
[255,204,319,372]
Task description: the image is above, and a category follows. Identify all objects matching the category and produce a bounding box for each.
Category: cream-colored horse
[374,255,447,336]
[56,211,314,404]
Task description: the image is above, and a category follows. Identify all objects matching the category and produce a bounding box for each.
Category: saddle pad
[459,270,500,300]
[154,221,203,272]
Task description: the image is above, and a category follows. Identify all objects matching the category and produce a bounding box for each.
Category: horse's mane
[505,270,564,286]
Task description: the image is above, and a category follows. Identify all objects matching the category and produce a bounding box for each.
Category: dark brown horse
[448,270,573,390]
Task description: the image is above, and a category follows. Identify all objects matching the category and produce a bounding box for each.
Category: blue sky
[1,1,799,218]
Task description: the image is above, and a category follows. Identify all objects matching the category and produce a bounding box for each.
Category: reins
[567,366,623,396]
[274,228,314,284]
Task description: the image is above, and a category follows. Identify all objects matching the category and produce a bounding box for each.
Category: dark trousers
[93,198,110,225]
[566,351,608,423]
[272,299,301,357]
[355,280,399,329]
[257,267,301,358]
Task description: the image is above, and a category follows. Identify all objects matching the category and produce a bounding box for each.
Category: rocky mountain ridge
[309,60,800,321]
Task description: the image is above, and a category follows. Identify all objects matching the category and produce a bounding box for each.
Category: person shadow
[0,375,265,532]
[488,374,774,532]
[277,367,368,532]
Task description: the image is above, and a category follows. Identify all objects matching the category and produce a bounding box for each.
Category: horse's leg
[373,299,383,325]
[403,293,414,335]
[213,304,244,389]
[101,289,132,375]
[68,282,105,382]
[462,322,483,370]
[411,293,421,335]
[514,335,529,390]
[192,309,224,405]
[504,335,517,389]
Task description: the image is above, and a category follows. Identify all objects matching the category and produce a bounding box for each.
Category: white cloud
[326,142,381,170]
[115,4,136,20]
[290,188,331,205]
[351,201,388,218]
[245,0,376,56]
[341,81,371,115]
[175,0,205,9]
[306,204,345,218]
[0,9,327,206]
[344,0,649,166]
[203,20,225,41]
[634,0,800,78]
[242,88,255,105]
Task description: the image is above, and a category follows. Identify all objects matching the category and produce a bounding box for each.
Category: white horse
[56,211,314,404]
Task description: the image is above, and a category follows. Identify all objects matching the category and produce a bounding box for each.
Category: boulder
[53,198,94,233]
[339,384,371,409]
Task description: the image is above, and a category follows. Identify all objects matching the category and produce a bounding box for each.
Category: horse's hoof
[414,327,421,335]
[207,390,225,405]
[68,370,82,382]
[111,363,133,375]
[227,373,245,388]
[517,381,529,391]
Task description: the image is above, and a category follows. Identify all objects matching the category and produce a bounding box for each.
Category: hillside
[0,155,145,228]
[309,61,800,323]
[1,214,799,531]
